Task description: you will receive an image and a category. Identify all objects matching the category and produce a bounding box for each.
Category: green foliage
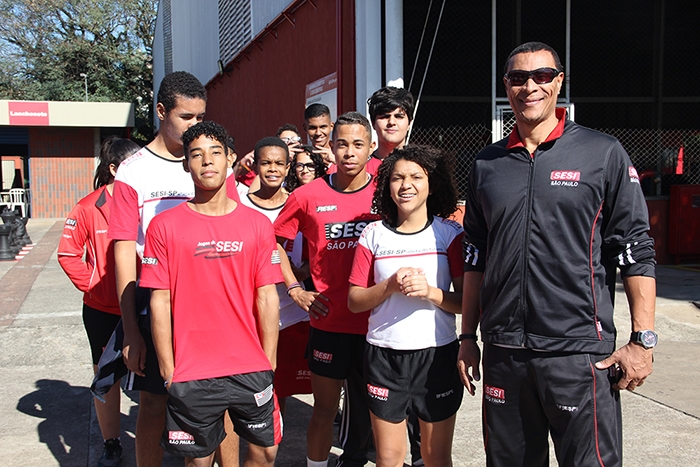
[0,0,158,143]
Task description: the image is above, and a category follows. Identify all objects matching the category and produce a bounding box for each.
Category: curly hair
[284,145,327,192]
[182,121,229,156]
[93,136,140,190]
[372,145,458,226]
[157,71,207,113]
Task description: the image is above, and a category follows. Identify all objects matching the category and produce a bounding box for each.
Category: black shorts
[482,344,623,467]
[306,327,365,380]
[123,304,167,395]
[82,304,122,365]
[162,370,282,458]
[364,340,463,423]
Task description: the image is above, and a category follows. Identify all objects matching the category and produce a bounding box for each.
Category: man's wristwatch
[630,330,658,349]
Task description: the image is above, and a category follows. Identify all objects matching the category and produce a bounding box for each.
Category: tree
[0,0,158,143]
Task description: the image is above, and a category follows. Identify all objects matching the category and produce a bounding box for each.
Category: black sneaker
[97,438,122,467]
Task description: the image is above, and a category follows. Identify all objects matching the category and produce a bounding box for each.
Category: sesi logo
[484,384,505,404]
[324,221,368,240]
[550,170,581,181]
[194,240,244,258]
[367,384,389,400]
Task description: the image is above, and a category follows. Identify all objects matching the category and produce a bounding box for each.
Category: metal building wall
[205,1,349,155]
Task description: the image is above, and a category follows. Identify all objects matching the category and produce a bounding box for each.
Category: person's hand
[122,330,147,377]
[399,268,430,299]
[595,342,653,391]
[290,288,330,320]
[313,146,334,167]
[234,150,255,176]
[288,142,304,157]
[457,339,481,396]
[161,368,174,390]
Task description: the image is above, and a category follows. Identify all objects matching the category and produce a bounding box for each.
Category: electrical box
[668,185,700,257]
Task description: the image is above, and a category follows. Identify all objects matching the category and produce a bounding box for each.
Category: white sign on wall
[305,72,338,123]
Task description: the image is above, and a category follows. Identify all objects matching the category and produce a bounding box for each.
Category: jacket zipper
[520,152,536,347]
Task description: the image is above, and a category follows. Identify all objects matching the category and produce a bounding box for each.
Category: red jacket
[58,186,120,315]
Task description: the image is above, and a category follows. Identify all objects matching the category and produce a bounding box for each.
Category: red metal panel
[668,185,700,256]
[205,0,353,155]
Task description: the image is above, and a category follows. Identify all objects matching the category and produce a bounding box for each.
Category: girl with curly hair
[348,145,464,467]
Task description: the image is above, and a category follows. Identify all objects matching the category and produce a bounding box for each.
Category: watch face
[641,330,658,348]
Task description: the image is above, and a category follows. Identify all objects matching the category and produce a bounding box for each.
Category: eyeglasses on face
[504,67,561,86]
[295,162,316,172]
[282,136,302,144]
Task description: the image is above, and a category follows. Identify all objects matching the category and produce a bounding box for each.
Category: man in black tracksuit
[457,42,657,467]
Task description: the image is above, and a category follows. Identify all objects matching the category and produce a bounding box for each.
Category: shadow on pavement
[16,379,92,467]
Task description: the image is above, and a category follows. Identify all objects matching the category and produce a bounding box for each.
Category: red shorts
[274,321,312,398]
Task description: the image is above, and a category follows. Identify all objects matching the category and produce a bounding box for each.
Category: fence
[410,123,700,200]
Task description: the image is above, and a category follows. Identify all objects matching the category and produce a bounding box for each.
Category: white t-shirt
[349,217,464,350]
[241,194,309,330]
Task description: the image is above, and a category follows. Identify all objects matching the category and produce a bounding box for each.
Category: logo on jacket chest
[550,170,580,187]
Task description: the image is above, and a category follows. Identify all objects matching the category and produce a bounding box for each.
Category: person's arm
[595,275,656,391]
[457,271,482,396]
[398,270,464,314]
[114,239,146,376]
[233,150,254,178]
[57,205,92,293]
[348,268,410,313]
[276,236,329,319]
[150,288,174,388]
[255,283,280,371]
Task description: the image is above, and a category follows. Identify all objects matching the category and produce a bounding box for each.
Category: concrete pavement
[0,218,698,466]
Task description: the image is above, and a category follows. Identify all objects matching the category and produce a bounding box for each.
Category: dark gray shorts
[364,340,463,423]
[162,370,282,458]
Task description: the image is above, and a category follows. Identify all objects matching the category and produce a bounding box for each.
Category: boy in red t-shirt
[141,121,282,467]
[274,112,378,467]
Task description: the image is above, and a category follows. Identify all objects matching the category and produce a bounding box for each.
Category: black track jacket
[463,116,656,355]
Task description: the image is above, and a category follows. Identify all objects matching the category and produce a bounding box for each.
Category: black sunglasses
[295,162,316,171]
[504,67,561,86]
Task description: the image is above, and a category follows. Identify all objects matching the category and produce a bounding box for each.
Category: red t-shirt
[140,202,283,383]
[273,175,378,334]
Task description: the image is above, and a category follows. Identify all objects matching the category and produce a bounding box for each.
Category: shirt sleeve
[108,178,140,241]
[348,224,375,287]
[273,191,303,240]
[57,201,92,293]
[253,216,285,288]
[462,161,488,273]
[448,231,465,279]
[139,215,170,290]
[601,140,656,278]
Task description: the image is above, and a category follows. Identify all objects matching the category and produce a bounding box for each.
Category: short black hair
[157,71,207,113]
[304,103,331,121]
[284,145,327,192]
[331,111,372,142]
[182,121,229,157]
[367,86,415,124]
[254,136,290,164]
[226,136,236,154]
[276,123,300,137]
[372,145,458,226]
[504,41,563,73]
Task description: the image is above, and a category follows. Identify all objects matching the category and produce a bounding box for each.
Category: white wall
[355,1,382,114]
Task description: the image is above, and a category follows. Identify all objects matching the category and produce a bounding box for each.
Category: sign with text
[9,101,49,126]
[305,72,337,123]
